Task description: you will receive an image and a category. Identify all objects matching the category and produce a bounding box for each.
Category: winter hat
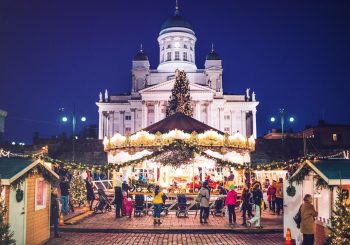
[229,184,235,190]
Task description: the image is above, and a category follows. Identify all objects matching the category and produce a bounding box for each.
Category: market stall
[104,112,255,193]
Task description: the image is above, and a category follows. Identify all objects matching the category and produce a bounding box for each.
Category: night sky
[1,0,350,143]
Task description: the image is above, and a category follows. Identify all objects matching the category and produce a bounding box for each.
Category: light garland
[104,129,255,151]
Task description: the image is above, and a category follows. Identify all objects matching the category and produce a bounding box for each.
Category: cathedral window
[161,54,164,62]
[175,51,180,60]
[125,127,131,134]
[125,115,131,120]
[162,46,164,50]
[224,115,230,120]
[184,44,188,49]
[224,127,230,132]
[190,46,193,51]
[167,52,171,61]
[183,52,187,61]
[167,44,171,49]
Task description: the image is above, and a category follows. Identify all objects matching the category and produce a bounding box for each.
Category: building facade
[96,3,259,139]
[0,109,7,143]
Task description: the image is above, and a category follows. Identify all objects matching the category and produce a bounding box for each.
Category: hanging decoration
[15,189,24,202]
[286,185,296,197]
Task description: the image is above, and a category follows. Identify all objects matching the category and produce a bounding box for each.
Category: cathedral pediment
[140,79,215,93]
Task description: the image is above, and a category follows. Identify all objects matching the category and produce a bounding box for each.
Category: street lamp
[270,108,295,142]
[60,107,86,162]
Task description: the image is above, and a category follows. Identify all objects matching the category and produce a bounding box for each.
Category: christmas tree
[166,69,193,117]
[0,185,15,244]
[328,187,350,245]
[70,171,87,206]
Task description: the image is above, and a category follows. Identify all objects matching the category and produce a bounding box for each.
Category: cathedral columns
[131,108,136,133]
[98,110,103,139]
[218,107,224,131]
[154,101,160,122]
[142,102,148,127]
[109,111,115,137]
[207,102,212,125]
[252,109,257,138]
[196,101,201,121]
[119,111,125,135]
[241,111,247,136]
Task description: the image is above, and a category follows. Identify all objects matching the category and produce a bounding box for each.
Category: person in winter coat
[59,176,70,215]
[122,180,129,197]
[275,178,284,215]
[85,177,95,211]
[225,184,238,224]
[153,185,164,225]
[248,183,263,228]
[267,180,277,213]
[241,183,252,226]
[51,189,61,238]
[300,194,318,245]
[125,198,133,218]
[114,186,123,218]
[199,182,210,224]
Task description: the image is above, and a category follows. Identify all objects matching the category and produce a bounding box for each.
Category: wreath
[16,189,24,202]
[286,185,296,197]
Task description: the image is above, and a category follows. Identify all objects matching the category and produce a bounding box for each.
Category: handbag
[293,205,302,229]
[195,192,202,203]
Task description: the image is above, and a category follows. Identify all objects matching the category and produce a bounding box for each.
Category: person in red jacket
[225,184,238,224]
[267,180,277,213]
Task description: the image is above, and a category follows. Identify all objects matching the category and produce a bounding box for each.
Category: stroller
[93,188,112,214]
[176,194,188,217]
[211,197,225,216]
[134,194,146,216]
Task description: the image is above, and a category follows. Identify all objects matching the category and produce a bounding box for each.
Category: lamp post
[270,108,295,142]
[60,106,86,162]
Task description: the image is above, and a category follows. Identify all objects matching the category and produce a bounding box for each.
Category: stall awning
[141,112,224,134]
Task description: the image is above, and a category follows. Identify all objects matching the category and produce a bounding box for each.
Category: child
[125,198,134,218]
[121,191,127,216]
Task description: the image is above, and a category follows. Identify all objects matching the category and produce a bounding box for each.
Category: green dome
[206,50,221,60]
[133,50,148,61]
[161,14,193,31]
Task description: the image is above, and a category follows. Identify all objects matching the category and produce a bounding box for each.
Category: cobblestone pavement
[62,209,283,231]
[46,232,283,245]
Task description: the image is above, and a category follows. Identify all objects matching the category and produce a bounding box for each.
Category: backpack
[293,205,302,229]
[195,192,202,203]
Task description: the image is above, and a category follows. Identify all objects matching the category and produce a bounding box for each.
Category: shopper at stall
[225,184,238,224]
[59,176,70,215]
[241,183,252,226]
[114,185,123,218]
[85,177,95,211]
[267,180,277,214]
[247,183,263,228]
[276,177,284,215]
[300,194,318,245]
[50,188,61,238]
[122,180,129,197]
[153,185,164,225]
[250,177,262,191]
[227,171,235,181]
[199,182,210,224]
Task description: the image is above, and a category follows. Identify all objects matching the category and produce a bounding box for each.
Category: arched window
[175,51,180,60]
[184,44,188,49]
[183,52,187,61]
[167,52,171,61]
[167,44,171,49]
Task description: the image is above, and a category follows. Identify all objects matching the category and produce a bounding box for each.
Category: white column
[219,107,224,131]
[119,111,125,135]
[196,101,201,121]
[142,102,148,127]
[131,108,136,133]
[154,101,160,122]
[98,110,103,139]
[207,102,212,126]
[252,109,257,138]
[109,111,114,137]
[241,111,247,136]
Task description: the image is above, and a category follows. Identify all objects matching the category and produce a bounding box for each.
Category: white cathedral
[97,3,259,140]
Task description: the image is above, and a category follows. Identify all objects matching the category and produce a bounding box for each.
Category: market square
[1,1,350,245]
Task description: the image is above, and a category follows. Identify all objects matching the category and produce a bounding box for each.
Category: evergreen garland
[328,187,350,245]
[70,171,87,206]
[0,185,15,245]
[166,70,193,117]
